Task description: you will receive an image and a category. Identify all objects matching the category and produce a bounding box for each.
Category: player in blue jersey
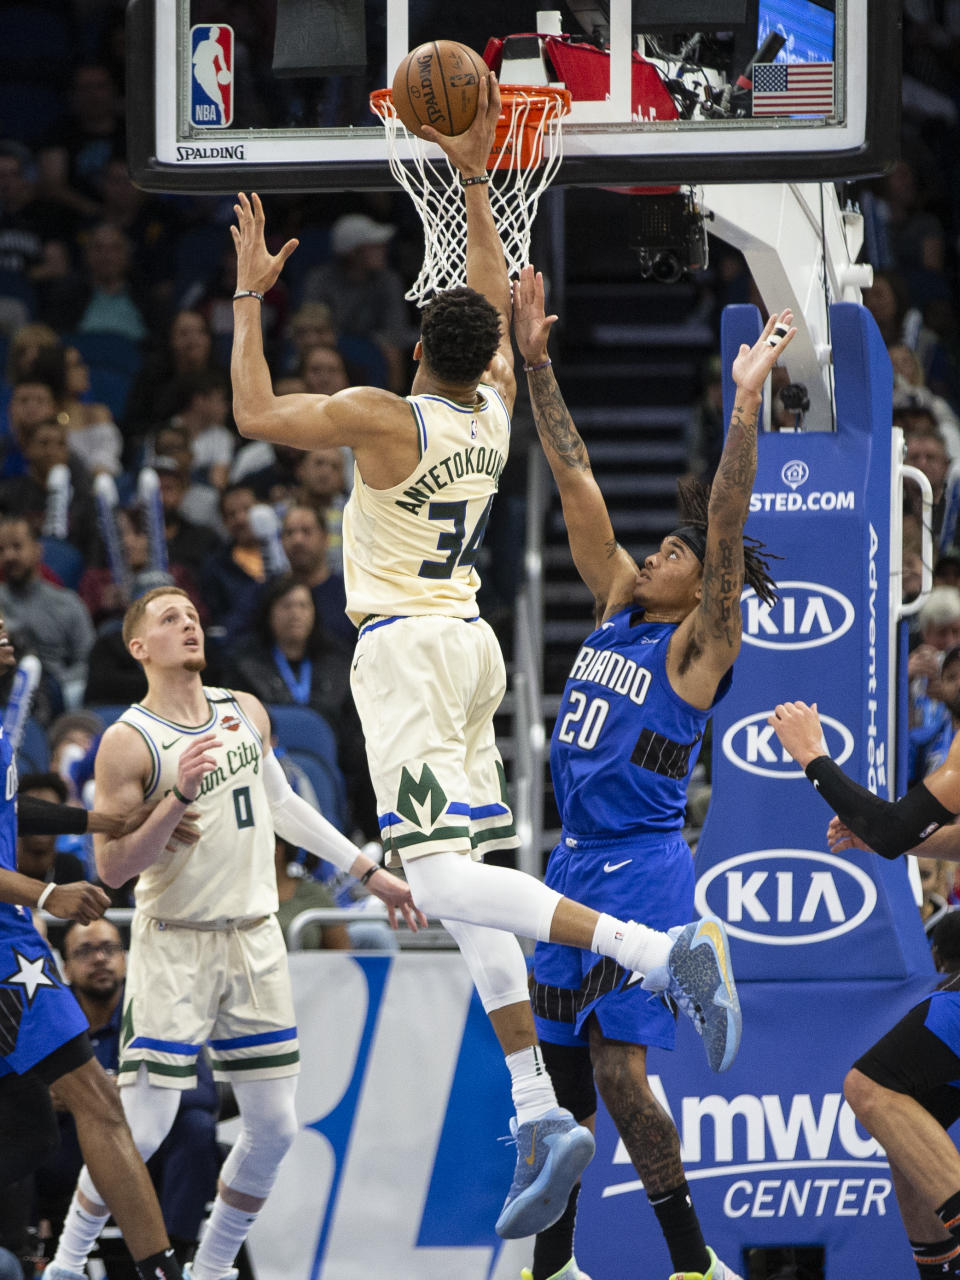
[513,266,795,1280]
[0,618,197,1280]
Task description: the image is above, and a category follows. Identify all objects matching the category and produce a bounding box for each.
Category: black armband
[805,756,956,858]
[18,795,89,837]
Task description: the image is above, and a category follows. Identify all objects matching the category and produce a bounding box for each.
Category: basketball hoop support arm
[699,182,873,430]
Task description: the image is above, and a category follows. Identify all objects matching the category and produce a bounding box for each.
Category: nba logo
[190,24,234,128]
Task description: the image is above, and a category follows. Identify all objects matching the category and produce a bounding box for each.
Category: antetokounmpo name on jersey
[166,739,261,801]
[395,446,506,515]
[569,644,652,705]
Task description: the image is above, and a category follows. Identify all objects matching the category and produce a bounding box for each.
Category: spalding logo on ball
[392,40,488,139]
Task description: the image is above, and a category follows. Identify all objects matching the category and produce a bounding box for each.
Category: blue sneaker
[495,1107,595,1239]
[43,1267,86,1280]
[661,917,741,1073]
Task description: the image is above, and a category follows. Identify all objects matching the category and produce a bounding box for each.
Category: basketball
[391,40,488,139]
[217,69,232,85]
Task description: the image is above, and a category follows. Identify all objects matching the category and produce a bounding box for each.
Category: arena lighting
[628,190,709,282]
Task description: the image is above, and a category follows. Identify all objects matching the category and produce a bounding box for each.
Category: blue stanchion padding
[696,302,930,982]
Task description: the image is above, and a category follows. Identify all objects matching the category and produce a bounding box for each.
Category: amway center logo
[695,850,877,944]
[601,1076,890,1222]
[722,711,854,778]
[741,581,855,650]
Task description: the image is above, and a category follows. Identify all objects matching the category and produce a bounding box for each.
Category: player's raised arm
[669,311,795,703]
[230,193,405,451]
[422,72,515,409]
[513,264,637,615]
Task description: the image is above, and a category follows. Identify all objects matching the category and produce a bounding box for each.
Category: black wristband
[171,784,195,806]
[359,865,379,886]
[233,289,265,302]
[459,173,490,187]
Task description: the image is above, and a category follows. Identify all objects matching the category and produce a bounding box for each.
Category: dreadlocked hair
[676,477,781,607]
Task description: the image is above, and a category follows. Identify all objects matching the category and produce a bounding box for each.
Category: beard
[184,657,207,674]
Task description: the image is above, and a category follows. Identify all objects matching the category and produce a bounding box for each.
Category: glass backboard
[126,0,900,192]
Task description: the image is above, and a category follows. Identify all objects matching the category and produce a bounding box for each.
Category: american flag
[752,62,835,117]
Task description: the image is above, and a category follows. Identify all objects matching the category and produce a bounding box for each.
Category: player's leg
[44,1051,181,1280]
[846,995,960,1263]
[890,1160,960,1279]
[190,918,299,1280]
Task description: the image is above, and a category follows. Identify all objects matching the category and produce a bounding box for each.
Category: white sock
[590,914,672,983]
[192,1198,258,1280]
[53,1188,110,1273]
[506,1045,559,1125]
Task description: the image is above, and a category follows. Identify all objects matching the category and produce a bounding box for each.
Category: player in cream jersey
[116,689,276,924]
[49,586,423,1280]
[231,72,742,1245]
[342,381,511,623]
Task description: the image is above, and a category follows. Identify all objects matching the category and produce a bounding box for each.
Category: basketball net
[369,86,571,305]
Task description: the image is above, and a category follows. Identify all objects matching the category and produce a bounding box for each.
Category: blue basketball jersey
[549,607,732,839]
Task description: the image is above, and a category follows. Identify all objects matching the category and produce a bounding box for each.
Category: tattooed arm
[668,310,797,707]
[513,265,639,616]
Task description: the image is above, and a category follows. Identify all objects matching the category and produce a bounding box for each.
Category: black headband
[669,524,707,563]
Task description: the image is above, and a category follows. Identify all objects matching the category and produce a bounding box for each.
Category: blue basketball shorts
[532,829,695,1050]
[0,921,90,1076]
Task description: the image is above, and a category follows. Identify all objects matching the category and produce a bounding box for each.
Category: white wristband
[36,882,57,911]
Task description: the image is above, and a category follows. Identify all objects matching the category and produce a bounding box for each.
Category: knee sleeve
[540,1041,597,1124]
[119,1064,181,1161]
[404,851,561,943]
[220,1076,298,1200]
[0,1072,59,1185]
[441,917,531,1013]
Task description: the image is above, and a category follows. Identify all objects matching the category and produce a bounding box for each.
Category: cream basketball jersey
[113,688,278,923]
[342,384,511,624]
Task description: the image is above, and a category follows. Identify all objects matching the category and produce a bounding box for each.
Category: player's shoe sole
[667,917,741,1073]
[521,1258,592,1280]
[496,1108,596,1239]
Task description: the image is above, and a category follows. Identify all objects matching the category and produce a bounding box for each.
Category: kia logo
[695,850,878,944]
[781,459,809,490]
[721,712,854,778]
[741,581,855,650]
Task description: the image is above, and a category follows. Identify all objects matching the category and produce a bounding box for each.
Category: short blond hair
[122,586,191,649]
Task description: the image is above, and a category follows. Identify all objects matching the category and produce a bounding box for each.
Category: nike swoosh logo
[524,1123,537,1166]
[603,859,632,873]
[161,737,181,750]
[601,622,614,629]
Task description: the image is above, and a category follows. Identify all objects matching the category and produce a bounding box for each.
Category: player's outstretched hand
[513,265,558,367]
[231,192,299,295]
[767,700,829,769]
[364,868,429,932]
[176,733,223,805]
[421,71,501,178]
[44,881,110,923]
[826,816,873,854]
[731,309,796,397]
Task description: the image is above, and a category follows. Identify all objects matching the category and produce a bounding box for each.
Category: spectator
[293,448,348,573]
[34,919,222,1263]
[300,344,351,398]
[904,423,956,551]
[932,909,960,975]
[59,344,124,476]
[16,773,87,886]
[280,502,353,645]
[199,483,267,647]
[123,309,221,442]
[1,376,58,478]
[909,594,960,784]
[149,424,223,534]
[52,222,151,341]
[0,516,95,705]
[273,836,350,950]
[283,301,338,374]
[78,506,203,629]
[890,344,960,456]
[152,453,224,576]
[683,353,725,482]
[918,856,956,938]
[0,142,77,328]
[230,436,304,507]
[301,213,415,392]
[36,63,125,219]
[228,573,376,838]
[0,416,99,563]
[167,369,236,491]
